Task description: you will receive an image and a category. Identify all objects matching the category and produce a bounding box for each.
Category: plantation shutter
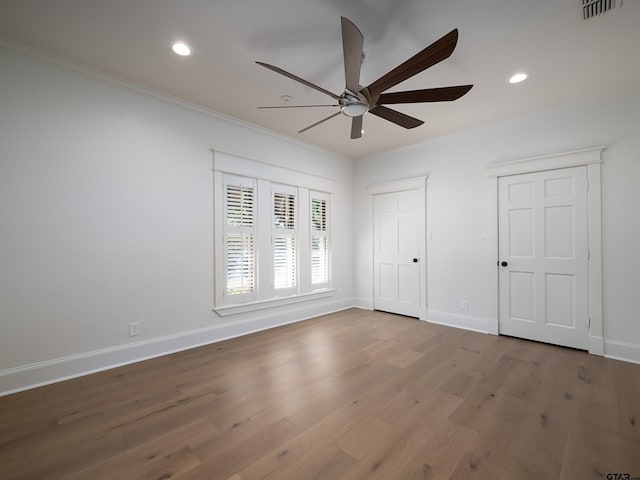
[224,176,256,300]
[273,185,297,293]
[311,193,329,287]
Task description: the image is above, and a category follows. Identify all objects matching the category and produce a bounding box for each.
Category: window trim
[214,288,336,317]
[212,148,335,193]
[212,149,335,315]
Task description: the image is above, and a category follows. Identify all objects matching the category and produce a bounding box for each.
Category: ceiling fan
[256,17,473,139]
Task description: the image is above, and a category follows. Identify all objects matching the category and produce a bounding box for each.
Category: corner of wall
[354,298,374,311]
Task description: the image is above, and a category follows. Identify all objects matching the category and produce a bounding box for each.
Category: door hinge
[587,249,591,260]
[588,317,591,328]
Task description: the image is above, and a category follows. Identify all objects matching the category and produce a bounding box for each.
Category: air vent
[581,0,618,20]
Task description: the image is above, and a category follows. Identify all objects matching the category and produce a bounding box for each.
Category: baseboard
[354,297,374,310]
[487,318,499,336]
[588,335,605,356]
[353,298,427,321]
[426,310,491,334]
[0,297,355,396]
[604,338,640,364]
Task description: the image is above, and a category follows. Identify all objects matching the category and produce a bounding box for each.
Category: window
[311,193,329,288]
[223,176,256,302]
[273,185,297,293]
[213,150,334,314]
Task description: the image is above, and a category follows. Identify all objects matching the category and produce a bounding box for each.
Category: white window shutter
[273,186,297,293]
[226,184,254,228]
[223,176,256,301]
[311,195,329,287]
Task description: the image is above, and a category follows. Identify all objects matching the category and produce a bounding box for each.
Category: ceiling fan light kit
[340,91,369,117]
[257,17,473,139]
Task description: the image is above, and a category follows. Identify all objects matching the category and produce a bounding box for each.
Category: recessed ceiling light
[172,42,191,56]
[508,72,529,84]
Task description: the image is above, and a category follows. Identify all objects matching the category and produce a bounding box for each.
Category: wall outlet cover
[129,321,140,337]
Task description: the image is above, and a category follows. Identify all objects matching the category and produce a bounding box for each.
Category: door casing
[367,176,427,320]
[498,166,589,349]
[487,147,604,355]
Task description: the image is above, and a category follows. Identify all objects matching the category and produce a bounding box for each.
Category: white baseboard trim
[426,310,491,334]
[604,338,640,364]
[353,299,426,320]
[487,318,499,336]
[588,335,605,356]
[354,297,374,310]
[0,298,355,397]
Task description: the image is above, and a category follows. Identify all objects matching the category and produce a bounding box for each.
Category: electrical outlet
[129,321,140,337]
[460,300,469,311]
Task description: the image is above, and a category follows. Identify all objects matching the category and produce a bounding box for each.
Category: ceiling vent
[581,0,619,20]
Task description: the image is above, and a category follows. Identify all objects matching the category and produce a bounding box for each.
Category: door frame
[486,147,604,355]
[367,176,427,320]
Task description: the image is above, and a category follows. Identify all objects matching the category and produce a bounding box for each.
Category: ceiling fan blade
[258,104,340,109]
[256,61,341,100]
[369,105,424,129]
[341,16,364,93]
[351,115,363,139]
[378,85,473,104]
[366,29,459,98]
[298,111,342,134]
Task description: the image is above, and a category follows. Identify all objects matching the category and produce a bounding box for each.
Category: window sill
[213,289,335,317]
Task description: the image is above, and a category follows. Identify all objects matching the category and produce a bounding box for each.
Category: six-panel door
[498,166,589,349]
[373,189,421,318]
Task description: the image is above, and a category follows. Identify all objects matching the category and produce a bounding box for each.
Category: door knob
[412,258,419,263]
[501,261,508,267]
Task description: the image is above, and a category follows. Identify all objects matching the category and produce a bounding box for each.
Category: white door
[498,166,589,349]
[373,189,421,317]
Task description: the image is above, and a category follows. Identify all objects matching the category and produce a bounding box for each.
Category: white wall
[354,92,640,363]
[2,43,639,396]
[0,45,354,394]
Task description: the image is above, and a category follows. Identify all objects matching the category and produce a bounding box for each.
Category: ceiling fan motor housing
[340,90,369,117]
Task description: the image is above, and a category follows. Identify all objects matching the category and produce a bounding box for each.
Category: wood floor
[1,308,640,480]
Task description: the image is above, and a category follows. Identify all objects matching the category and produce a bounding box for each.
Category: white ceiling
[1,0,639,159]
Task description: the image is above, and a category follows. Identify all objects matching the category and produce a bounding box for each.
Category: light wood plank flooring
[1,308,639,479]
